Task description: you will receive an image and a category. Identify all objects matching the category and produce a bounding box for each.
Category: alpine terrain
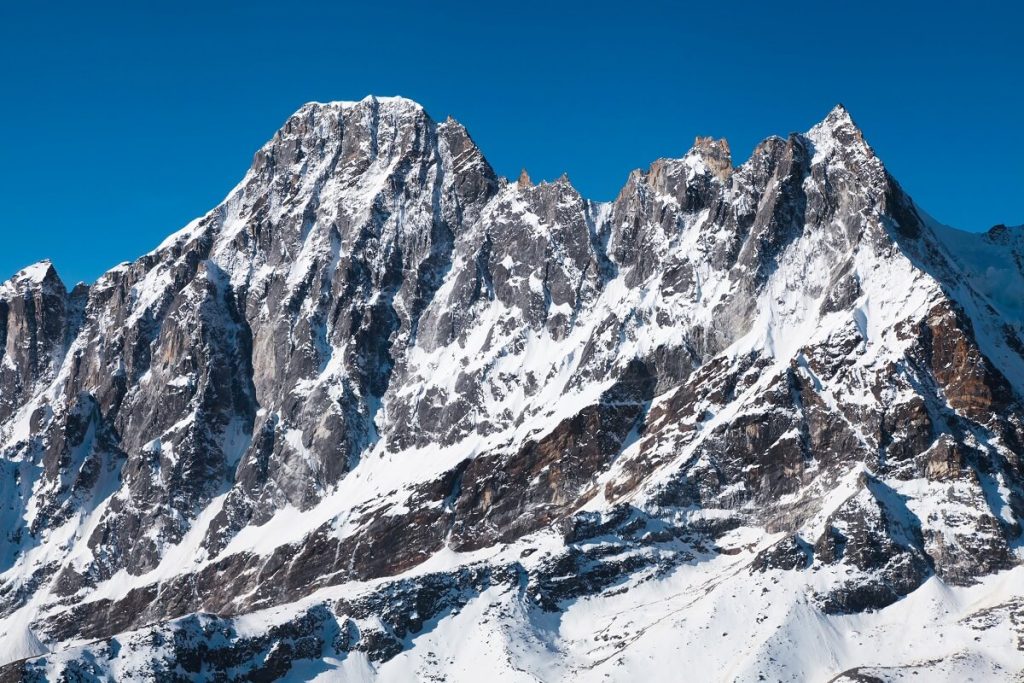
[0,97,1022,682]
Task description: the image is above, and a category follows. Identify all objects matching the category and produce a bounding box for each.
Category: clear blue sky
[1,1,1020,285]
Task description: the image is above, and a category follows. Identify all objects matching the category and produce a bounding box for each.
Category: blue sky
[1,1,1020,284]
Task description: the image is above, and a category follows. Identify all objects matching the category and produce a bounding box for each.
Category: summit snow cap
[805,103,875,164]
[1,259,64,296]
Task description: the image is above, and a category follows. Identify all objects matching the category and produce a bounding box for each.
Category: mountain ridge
[7,99,1010,289]
[0,97,1022,681]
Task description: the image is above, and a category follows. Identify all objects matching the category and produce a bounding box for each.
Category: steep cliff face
[0,97,1022,681]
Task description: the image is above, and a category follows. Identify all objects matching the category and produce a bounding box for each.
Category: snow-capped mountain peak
[0,99,1021,681]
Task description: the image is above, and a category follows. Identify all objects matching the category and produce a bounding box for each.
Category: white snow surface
[22,530,1024,682]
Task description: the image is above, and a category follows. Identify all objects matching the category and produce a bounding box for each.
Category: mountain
[0,96,1021,681]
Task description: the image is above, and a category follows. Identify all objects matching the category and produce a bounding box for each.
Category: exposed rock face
[0,97,1021,680]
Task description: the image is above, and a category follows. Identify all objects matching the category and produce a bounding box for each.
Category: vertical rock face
[0,263,79,422]
[0,98,1022,680]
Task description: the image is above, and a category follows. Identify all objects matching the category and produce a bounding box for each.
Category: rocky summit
[0,96,1022,681]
